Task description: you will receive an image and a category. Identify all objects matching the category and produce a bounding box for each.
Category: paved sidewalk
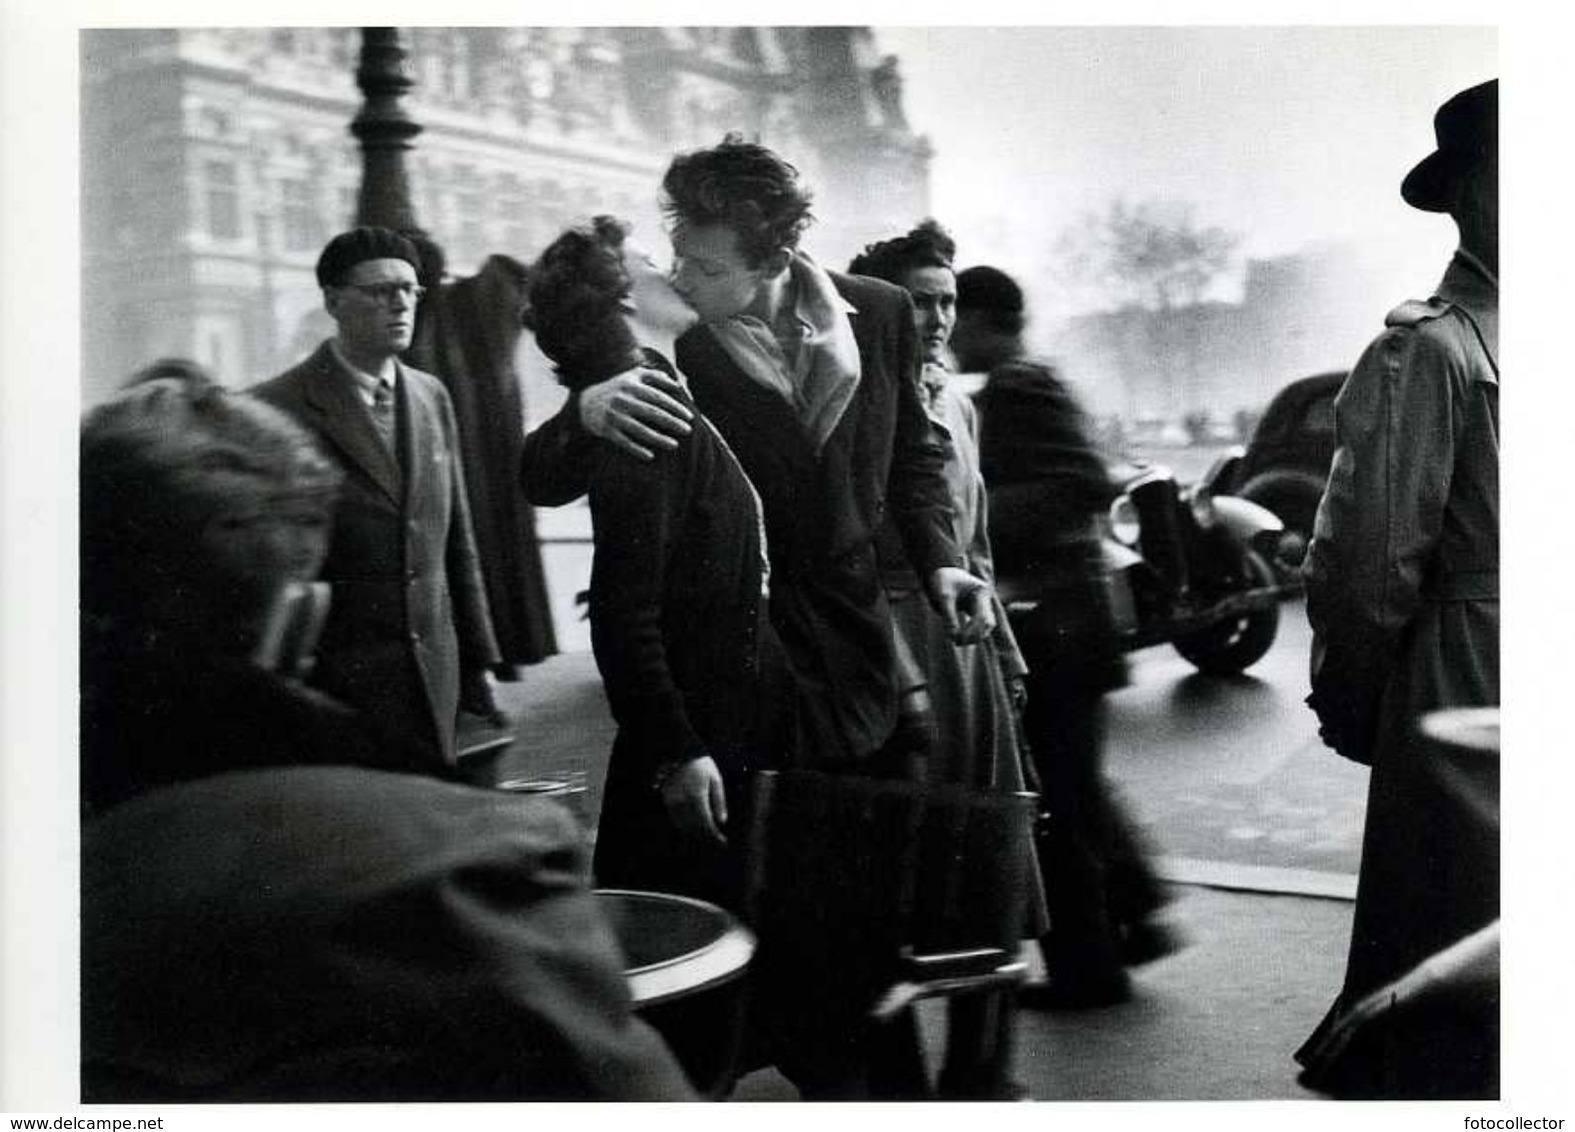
[481,653,1351,1102]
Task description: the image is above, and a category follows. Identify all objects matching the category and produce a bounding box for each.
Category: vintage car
[1210,370,1346,563]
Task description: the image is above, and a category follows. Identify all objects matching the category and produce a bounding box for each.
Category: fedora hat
[1401,79,1497,213]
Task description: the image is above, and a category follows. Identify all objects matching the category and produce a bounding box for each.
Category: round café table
[594,888,757,1095]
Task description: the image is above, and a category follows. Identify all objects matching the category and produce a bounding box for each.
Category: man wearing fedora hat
[1298,79,1499,1098]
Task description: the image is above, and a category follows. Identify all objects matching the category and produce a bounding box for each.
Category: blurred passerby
[956,265,1179,1010]
[252,227,503,770]
[850,221,1046,1098]
[1298,79,1498,1098]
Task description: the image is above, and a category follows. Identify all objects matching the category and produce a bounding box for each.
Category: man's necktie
[370,381,397,455]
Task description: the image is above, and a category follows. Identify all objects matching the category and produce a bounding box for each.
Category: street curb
[1152,855,1357,900]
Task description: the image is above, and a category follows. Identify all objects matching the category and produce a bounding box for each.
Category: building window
[281,179,319,252]
[204,160,241,240]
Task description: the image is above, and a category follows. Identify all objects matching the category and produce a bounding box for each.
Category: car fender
[1211,495,1283,545]
[1101,538,1145,573]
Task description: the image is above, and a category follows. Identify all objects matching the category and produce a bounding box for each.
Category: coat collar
[1438,249,1499,377]
[299,340,403,504]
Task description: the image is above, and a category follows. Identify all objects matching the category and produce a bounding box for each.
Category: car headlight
[1187,487,1217,529]
[1109,495,1140,545]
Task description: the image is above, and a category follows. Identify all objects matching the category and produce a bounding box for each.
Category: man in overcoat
[253,227,501,769]
[1298,79,1499,1098]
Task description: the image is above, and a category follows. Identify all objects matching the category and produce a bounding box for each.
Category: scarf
[709,252,862,452]
[918,361,949,420]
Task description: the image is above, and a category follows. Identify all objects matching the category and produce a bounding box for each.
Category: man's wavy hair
[526,216,643,389]
[660,134,814,266]
[847,218,956,285]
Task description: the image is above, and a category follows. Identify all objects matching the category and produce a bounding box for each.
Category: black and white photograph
[1,1,1569,1124]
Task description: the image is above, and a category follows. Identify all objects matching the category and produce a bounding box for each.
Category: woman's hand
[658,755,728,846]
[926,566,997,644]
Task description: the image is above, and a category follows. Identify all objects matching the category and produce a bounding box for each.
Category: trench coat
[1303,250,1500,1007]
[523,272,961,766]
[875,377,1047,937]
[253,342,501,766]
[877,381,1028,783]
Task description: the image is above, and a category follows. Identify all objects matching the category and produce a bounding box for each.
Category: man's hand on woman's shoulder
[579,367,693,460]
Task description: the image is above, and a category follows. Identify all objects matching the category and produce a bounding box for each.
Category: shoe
[1117,919,1186,967]
[1017,968,1132,1011]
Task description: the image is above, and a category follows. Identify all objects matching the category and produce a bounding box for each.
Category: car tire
[1172,549,1280,675]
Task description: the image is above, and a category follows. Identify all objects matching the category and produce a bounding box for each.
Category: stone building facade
[81,27,932,404]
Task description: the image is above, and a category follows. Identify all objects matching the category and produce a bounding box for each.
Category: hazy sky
[873,26,1495,311]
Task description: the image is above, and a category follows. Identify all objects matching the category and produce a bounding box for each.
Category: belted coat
[1303,250,1499,1001]
[253,342,500,766]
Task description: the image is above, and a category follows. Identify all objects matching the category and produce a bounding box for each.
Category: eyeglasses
[341,282,426,306]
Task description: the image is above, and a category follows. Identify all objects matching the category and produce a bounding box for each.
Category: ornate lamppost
[351,28,422,230]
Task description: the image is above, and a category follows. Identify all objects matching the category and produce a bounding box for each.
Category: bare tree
[1054,198,1240,423]
[1055,197,1240,311]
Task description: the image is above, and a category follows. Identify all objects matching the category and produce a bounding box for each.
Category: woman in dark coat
[526,217,792,910]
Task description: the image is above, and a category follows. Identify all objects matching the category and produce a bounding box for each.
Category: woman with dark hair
[850,221,1033,799]
[848,220,1045,1100]
[527,216,791,909]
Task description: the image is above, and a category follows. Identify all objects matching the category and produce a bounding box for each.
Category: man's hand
[658,755,728,846]
[578,366,693,460]
[926,566,997,645]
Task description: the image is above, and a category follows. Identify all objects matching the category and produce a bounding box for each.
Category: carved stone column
[351,27,422,229]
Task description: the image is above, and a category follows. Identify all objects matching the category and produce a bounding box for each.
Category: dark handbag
[740,769,1036,1084]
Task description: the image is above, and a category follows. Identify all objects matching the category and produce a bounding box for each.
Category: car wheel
[1172,549,1280,675]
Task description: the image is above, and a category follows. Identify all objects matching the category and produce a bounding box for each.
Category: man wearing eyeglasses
[253,227,501,771]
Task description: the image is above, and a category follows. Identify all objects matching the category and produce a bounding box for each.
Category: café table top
[594,888,756,1008]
